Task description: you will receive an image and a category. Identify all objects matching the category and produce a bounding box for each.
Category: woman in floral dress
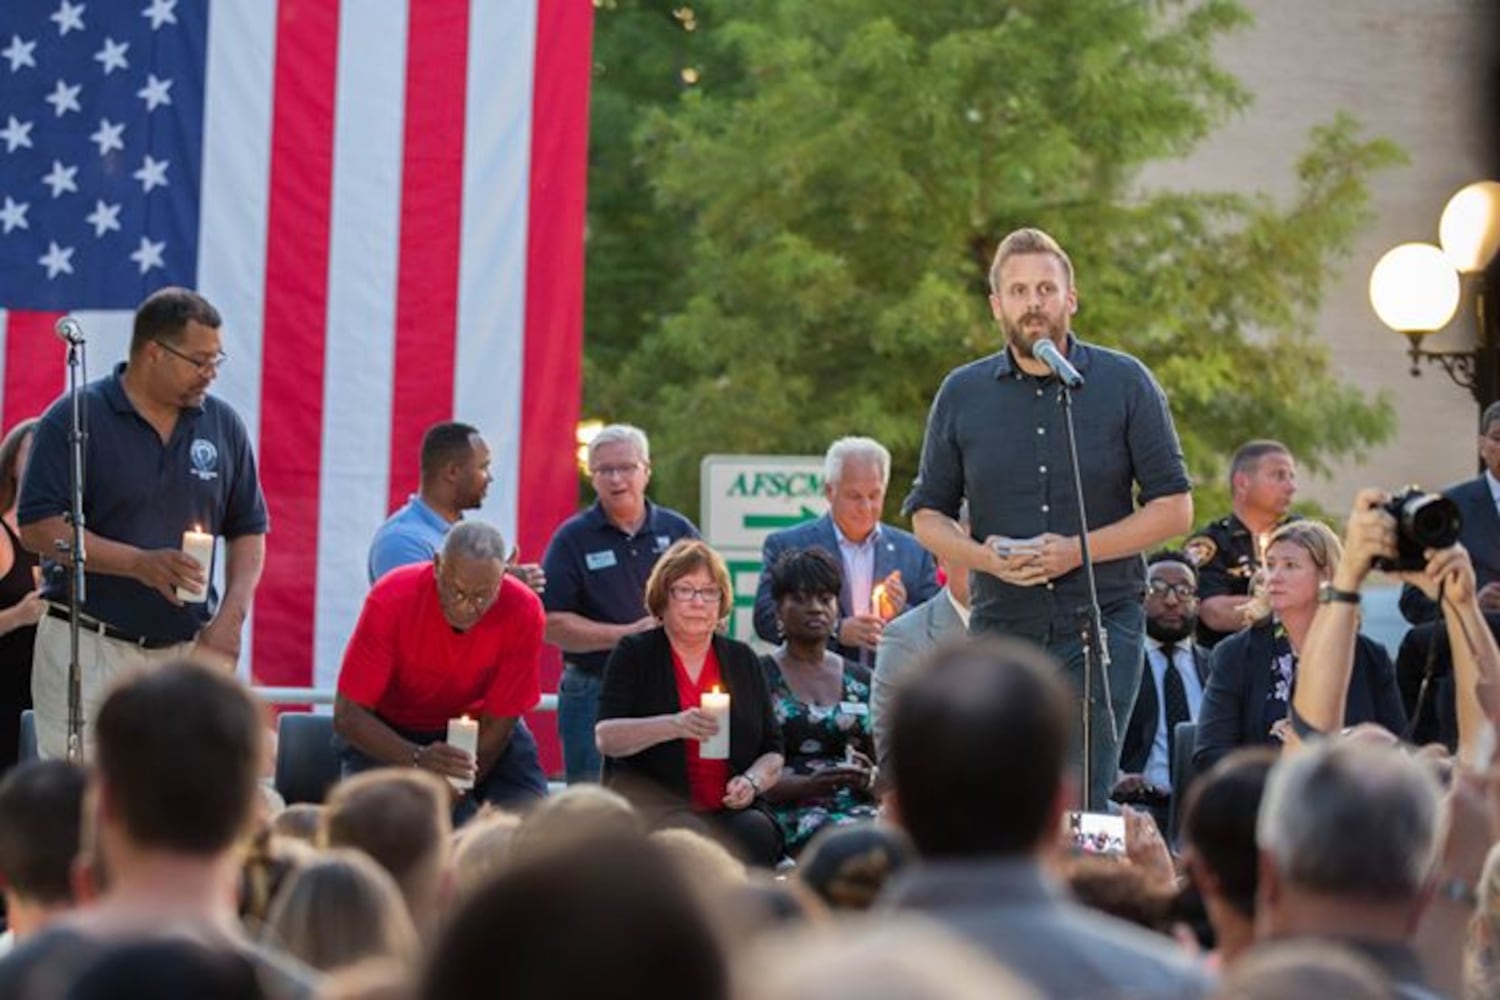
[759,548,879,854]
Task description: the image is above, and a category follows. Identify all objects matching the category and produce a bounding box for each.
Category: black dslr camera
[1371,487,1462,573]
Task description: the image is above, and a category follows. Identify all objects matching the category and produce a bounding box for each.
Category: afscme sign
[701,455,828,642]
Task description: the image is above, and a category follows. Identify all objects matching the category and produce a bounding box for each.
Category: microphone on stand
[1033,338,1083,389]
[55,316,85,345]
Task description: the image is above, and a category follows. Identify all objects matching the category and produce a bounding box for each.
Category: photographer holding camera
[1192,513,1407,773]
[1292,488,1500,763]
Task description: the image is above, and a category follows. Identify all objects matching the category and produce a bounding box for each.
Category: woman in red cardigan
[596,539,785,865]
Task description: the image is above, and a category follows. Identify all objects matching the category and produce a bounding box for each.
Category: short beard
[1146,616,1195,644]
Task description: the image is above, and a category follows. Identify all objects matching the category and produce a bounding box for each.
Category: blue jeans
[976,599,1145,812]
[336,717,548,826]
[558,664,602,784]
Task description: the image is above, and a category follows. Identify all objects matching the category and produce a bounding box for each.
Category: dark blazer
[1118,642,1210,775]
[1400,475,1500,624]
[1192,623,1406,772]
[597,627,783,809]
[752,513,941,659]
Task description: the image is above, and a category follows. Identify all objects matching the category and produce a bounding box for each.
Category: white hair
[824,437,890,487]
[1257,741,1441,903]
[442,521,508,564]
[587,424,650,466]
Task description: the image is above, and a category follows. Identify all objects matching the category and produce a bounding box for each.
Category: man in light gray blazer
[871,566,969,770]
[881,639,1210,999]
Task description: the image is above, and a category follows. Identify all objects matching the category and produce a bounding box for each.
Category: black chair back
[274,712,341,804]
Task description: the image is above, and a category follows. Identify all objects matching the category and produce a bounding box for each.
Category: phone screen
[1064,810,1127,856]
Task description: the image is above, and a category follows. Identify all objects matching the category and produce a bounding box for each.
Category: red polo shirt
[337,563,543,731]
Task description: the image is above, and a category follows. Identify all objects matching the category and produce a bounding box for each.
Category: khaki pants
[31,614,197,760]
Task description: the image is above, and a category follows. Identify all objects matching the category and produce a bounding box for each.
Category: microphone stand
[1056,377,1114,811]
[60,329,88,763]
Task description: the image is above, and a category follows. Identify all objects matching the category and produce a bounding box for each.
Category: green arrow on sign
[742,506,820,530]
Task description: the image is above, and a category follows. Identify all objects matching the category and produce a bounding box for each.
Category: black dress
[0,519,38,773]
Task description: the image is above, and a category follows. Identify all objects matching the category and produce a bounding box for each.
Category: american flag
[0,0,590,742]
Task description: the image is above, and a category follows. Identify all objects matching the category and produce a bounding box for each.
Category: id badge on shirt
[585,549,618,571]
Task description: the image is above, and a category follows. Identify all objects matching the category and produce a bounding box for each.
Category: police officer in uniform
[1186,441,1299,648]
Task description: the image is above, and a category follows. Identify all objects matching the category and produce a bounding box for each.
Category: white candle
[446,715,479,790]
[700,687,730,760]
[177,527,214,603]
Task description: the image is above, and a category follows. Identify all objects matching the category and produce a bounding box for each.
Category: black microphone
[1033,338,1083,389]
[54,316,85,345]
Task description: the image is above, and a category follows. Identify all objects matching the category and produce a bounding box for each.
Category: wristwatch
[1317,583,1361,606]
[743,771,763,794]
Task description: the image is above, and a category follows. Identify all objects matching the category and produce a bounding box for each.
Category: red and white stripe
[0,1,590,745]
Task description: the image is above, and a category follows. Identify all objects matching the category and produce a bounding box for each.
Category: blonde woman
[1193,520,1405,771]
[261,849,419,974]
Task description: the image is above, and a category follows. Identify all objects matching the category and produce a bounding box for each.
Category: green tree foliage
[585,0,1402,522]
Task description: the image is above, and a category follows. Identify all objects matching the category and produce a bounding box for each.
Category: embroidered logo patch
[189,438,219,481]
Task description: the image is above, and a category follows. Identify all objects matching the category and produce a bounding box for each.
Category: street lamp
[1369,180,1500,410]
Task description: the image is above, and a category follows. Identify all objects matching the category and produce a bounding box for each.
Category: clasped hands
[984,533,1082,587]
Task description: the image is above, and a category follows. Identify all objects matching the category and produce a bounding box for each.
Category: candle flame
[711,685,721,694]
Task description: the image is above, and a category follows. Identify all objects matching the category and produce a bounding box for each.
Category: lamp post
[1369,180,1500,413]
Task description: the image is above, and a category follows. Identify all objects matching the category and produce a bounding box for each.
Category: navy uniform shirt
[1186,511,1301,648]
[18,364,269,643]
[540,500,699,674]
[904,336,1191,634]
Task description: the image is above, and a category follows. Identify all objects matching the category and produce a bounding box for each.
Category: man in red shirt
[334,521,548,819]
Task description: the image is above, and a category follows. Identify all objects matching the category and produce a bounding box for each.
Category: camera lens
[1402,494,1461,549]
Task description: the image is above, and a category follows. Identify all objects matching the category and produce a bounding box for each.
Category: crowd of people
[0,230,1498,997]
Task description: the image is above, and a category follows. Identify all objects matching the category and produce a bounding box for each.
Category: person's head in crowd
[65,936,269,1000]
[587,424,652,526]
[737,917,1041,1000]
[433,520,509,632]
[0,759,86,941]
[321,769,452,934]
[237,829,315,937]
[1262,520,1342,619]
[823,437,890,545]
[1181,747,1277,967]
[1229,441,1297,523]
[644,538,734,637]
[1467,841,1500,998]
[1479,401,1500,479]
[1256,741,1441,942]
[768,547,843,646]
[1058,855,1175,935]
[267,803,322,846]
[797,822,915,912]
[1213,939,1394,1000]
[127,287,226,411]
[450,808,523,896]
[261,849,420,975]
[725,873,826,941]
[1144,550,1199,644]
[94,659,264,864]
[651,826,748,895]
[987,227,1078,360]
[0,416,38,514]
[888,637,1071,859]
[507,784,640,867]
[419,832,726,1000]
[418,421,490,514]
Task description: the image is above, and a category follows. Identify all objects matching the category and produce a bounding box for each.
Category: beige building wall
[1140,0,1494,511]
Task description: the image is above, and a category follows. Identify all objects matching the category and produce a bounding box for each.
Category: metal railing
[252,688,559,713]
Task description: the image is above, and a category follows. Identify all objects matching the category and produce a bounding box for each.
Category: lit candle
[1256,533,1271,568]
[871,583,891,621]
[177,526,214,603]
[446,715,479,790]
[700,686,731,759]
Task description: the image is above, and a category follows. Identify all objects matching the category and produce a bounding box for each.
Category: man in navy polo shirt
[18,288,268,760]
[541,424,699,783]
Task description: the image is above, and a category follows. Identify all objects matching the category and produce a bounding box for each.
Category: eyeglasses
[440,579,499,609]
[669,584,722,604]
[154,338,228,374]
[1146,580,1196,601]
[591,462,643,479]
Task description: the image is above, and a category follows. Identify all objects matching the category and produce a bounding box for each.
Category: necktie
[1161,642,1191,767]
